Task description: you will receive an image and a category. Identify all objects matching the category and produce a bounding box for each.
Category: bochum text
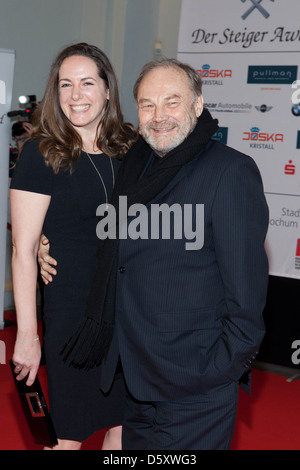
[96,196,204,251]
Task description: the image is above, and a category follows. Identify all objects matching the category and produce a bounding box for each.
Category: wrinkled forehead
[137,66,193,101]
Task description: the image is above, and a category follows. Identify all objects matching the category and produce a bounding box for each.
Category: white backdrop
[178,0,300,279]
[0,49,15,328]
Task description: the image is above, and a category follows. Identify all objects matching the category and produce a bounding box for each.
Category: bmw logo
[292,103,300,116]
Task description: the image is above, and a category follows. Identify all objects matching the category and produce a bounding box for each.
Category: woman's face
[58,55,109,137]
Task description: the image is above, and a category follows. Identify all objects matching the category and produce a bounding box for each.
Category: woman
[10,43,136,450]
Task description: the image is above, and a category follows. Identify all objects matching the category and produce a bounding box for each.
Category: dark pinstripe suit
[100,140,269,449]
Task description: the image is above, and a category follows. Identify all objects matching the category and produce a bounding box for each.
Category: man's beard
[140,115,197,157]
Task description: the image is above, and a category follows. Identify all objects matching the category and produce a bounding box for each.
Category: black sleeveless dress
[11,139,125,441]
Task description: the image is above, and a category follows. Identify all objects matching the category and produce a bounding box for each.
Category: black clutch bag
[10,360,58,447]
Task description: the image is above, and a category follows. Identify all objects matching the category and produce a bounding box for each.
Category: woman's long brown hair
[31,43,137,173]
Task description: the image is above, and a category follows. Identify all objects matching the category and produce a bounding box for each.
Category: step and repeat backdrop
[178,0,300,279]
[0,49,15,327]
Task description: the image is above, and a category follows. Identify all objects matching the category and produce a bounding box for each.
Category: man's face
[137,66,203,157]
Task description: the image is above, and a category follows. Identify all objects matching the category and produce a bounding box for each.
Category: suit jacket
[99,140,269,401]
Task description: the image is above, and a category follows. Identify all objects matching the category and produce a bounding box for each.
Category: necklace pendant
[85,151,115,208]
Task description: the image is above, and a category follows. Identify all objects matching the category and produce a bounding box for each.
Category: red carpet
[1,310,300,450]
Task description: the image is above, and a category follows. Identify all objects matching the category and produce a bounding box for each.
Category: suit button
[118,266,125,274]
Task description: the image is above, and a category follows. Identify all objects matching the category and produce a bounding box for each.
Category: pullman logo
[248,66,298,84]
[295,238,300,270]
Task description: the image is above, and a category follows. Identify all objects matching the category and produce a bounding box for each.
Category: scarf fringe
[61,317,114,370]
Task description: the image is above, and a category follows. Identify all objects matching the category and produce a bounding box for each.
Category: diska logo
[198,64,232,83]
[243,126,284,149]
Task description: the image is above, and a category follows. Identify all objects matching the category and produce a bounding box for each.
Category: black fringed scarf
[62,108,218,369]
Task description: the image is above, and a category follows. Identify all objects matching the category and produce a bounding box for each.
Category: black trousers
[122,381,239,450]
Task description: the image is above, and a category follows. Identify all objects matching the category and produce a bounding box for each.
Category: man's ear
[194,95,203,117]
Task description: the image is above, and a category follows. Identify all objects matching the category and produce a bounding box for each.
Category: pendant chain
[85,152,115,206]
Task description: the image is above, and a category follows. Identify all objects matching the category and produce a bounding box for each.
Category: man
[41,58,269,450]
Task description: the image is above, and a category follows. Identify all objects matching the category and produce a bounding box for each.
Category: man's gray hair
[133,58,203,102]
